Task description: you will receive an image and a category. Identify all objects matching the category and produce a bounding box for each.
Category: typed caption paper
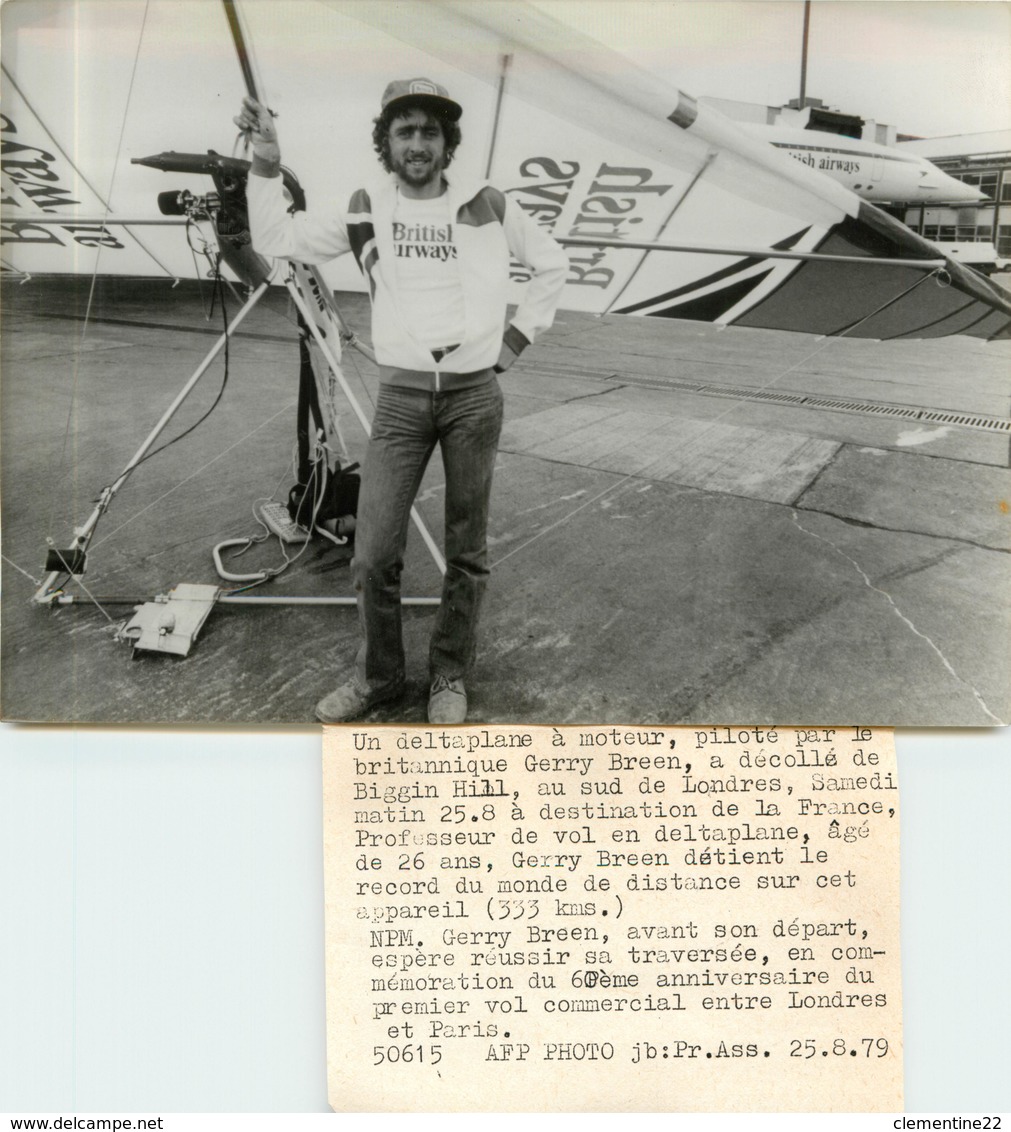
[323,725,901,1111]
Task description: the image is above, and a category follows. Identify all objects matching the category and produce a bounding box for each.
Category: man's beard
[392,151,444,188]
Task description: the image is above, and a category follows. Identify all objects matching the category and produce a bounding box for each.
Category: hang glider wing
[332,0,1010,341]
[2,0,1008,340]
[0,58,186,279]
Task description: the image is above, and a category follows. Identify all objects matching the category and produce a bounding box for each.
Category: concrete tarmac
[2,277,1008,725]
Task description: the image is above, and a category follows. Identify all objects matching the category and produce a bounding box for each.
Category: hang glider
[3,0,1010,671]
[2,0,1009,342]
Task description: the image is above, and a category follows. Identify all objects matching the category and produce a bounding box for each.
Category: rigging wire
[86,395,299,554]
[44,1,154,547]
[2,553,42,589]
[81,0,153,338]
[46,353,82,543]
[44,548,119,627]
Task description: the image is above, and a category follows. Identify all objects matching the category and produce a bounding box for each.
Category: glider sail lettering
[2,0,1009,340]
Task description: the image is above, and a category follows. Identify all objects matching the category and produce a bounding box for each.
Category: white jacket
[246,170,569,390]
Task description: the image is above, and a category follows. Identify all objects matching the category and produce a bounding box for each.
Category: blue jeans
[352,377,504,694]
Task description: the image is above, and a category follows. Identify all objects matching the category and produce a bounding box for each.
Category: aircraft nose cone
[918,178,986,203]
[938,176,986,203]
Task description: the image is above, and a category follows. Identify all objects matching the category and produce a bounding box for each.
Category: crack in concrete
[503,442,1008,555]
[790,444,847,506]
[561,383,626,403]
[791,510,1006,725]
[795,503,1011,555]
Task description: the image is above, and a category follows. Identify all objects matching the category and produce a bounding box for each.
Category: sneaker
[428,675,467,725]
[315,678,403,723]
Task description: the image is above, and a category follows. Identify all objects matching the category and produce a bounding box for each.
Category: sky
[535,0,1011,138]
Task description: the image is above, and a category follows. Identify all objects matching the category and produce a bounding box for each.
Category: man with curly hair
[236,80,568,724]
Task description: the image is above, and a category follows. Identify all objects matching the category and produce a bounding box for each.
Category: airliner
[740,122,984,204]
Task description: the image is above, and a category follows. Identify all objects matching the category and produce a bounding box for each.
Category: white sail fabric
[2,0,1008,338]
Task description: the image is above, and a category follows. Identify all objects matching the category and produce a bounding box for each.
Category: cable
[2,553,43,588]
[217,436,345,594]
[81,0,152,338]
[113,258,233,475]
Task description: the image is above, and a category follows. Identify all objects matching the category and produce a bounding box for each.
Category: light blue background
[1,724,1007,1113]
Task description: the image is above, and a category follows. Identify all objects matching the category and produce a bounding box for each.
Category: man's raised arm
[234,96,350,264]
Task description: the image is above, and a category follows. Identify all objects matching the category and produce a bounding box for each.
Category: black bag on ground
[287,459,360,531]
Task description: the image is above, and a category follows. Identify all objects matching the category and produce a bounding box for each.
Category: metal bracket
[118,583,221,657]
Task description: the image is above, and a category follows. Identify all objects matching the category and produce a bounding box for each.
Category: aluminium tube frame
[32,274,277,604]
[33,262,446,608]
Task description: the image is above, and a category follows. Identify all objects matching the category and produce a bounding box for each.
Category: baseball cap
[381,78,462,121]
